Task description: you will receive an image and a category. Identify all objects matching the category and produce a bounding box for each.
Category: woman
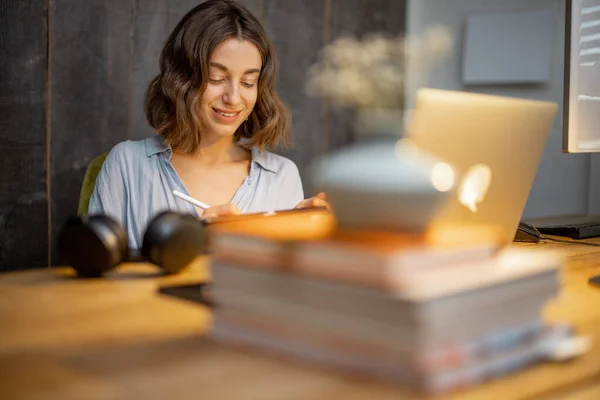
[88,0,326,249]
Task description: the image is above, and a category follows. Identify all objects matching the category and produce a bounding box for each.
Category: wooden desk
[1,240,600,400]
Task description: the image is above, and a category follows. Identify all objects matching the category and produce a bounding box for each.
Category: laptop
[525,214,600,239]
[405,88,558,245]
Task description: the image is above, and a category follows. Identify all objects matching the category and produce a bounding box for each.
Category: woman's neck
[173,135,249,165]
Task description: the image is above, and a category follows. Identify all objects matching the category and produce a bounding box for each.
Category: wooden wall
[0,0,406,271]
[0,1,49,270]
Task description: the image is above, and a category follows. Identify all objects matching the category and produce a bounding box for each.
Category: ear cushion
[58,215,128,277]
[141,211,181,265]
[141,211,207,274]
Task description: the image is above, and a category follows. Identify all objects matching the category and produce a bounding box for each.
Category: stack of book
[206,211,574,394]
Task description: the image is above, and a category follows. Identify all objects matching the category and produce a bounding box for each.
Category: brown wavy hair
[144,0,292,153]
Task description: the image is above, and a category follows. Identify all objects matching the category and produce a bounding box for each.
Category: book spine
[211,245,560,296]
[210,315,570,395]
[212,261,559,323]
[210,234,500,291]
[212,286,551,359]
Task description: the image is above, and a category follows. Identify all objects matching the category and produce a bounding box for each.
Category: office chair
[78,153,108,215]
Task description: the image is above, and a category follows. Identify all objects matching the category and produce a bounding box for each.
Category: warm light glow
[430,162,455,192]
[459,164,492,213]
[395,138,421,159]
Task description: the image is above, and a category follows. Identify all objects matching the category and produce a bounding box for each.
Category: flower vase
[311,109,452,232]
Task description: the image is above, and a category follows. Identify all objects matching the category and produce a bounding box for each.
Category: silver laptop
[405,88,558,245]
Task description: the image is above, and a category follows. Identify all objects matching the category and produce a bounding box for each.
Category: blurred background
[0,0,596,271]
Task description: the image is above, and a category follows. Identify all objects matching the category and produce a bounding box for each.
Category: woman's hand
[200,203,241,220]
[295,192,330,210]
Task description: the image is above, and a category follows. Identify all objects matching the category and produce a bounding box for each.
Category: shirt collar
[144,135,279,173]
[250,147,279,173]
[145,135,170,157]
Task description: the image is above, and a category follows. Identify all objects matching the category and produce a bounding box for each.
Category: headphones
[58,211,208,278]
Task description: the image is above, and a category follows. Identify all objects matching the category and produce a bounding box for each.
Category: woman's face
[198,37,262,140]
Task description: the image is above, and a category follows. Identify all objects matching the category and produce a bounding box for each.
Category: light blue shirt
[88,135,304,248]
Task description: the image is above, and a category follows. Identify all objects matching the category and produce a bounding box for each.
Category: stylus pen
[172,190,211,210]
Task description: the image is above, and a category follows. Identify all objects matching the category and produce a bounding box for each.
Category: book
[212,259,558,323]
[210,224,513,291]
[207,207,336,241]
[210,246,562,352]
[211,292,551,358]
[211,246,563,301]
[289,245,561,294]
[212,264,557,354]
[210,314,573,395]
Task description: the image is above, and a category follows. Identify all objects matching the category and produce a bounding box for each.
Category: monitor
[563,0,600,152]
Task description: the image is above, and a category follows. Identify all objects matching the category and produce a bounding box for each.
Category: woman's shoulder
[251,147,300,176]
[103,135,167,166]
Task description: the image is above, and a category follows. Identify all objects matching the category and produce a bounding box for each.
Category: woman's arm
[87,143,129,225]
[273,157,329,210]
[274,158,304,210]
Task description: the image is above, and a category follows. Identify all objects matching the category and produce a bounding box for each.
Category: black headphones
[58,211,208,278]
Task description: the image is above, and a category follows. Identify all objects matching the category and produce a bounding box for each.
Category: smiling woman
[201,40,262,141]
[87,0,327,249]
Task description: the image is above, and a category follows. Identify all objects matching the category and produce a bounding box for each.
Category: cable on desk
[541,235,600,247]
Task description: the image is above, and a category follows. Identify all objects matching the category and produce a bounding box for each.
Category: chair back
[78,153,108,215]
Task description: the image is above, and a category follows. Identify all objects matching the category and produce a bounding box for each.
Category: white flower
[306,26,452,111]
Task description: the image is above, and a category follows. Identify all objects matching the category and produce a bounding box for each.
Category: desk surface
[1,239,600,400]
